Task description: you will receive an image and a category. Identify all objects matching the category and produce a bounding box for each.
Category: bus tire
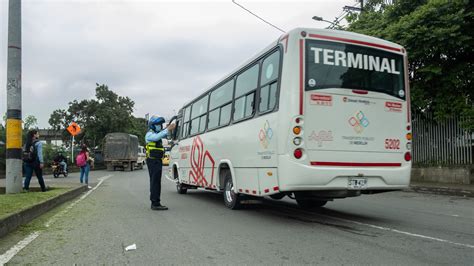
[296,199,327,209]
[176,182,187,194]
[223,174,241,210]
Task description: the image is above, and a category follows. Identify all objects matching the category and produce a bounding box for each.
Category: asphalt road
[2,167,473,265]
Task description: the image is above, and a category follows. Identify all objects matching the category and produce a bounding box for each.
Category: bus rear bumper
[277,155,411,193]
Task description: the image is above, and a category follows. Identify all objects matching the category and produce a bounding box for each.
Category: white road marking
[0,232,39,265]
[0,175,112,265]
[44,175,112,227]
[296,208,474,249]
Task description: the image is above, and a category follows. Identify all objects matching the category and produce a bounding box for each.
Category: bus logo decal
[348,111,370,133]
[308,130,333,147]
[259,120,273,149]
[189,136,215,187]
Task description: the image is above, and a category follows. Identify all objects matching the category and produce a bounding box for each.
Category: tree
[49,84,145,147]
[346,0,473,129]
[23,115,38,130]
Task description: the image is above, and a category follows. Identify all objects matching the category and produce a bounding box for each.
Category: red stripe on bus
[311,162,401,167]
[264,188,270,193]
[352,89,368,95]
[273,186,279,191]
[299,39,304,115]
[308,34,402,52]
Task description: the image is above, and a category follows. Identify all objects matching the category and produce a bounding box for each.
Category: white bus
[168,28,412,209]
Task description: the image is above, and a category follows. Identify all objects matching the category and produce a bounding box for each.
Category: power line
[328,1,361,29]
[231,0,285,33]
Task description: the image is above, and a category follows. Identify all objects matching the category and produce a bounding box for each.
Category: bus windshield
[305,39,405,99]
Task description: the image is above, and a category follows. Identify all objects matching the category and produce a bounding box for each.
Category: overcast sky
[0,0,355,128]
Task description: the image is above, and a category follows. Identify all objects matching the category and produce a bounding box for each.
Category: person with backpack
[23,130,47,192]
[77,144,91,189]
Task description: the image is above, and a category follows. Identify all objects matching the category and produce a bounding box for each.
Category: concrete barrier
[411,166,474,185]
[0,186,87,238]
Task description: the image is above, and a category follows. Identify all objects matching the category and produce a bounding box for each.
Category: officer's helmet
[148,116,165,130]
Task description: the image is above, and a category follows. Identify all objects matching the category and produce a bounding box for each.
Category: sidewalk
[405,181,474,197]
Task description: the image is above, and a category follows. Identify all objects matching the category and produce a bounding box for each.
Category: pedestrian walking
[76,144,92,189]
[146,115,176,210]
[23,130,47,192]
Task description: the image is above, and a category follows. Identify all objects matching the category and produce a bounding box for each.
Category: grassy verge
[0,187,72,219]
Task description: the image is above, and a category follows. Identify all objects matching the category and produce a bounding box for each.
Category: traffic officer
[146,116,176,210]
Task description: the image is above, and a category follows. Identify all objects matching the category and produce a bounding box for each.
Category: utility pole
[6,0,22,194]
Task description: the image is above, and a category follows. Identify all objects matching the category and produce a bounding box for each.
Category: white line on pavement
[0,232,39,265]
[295,208,474,249]
[0,175,112,265]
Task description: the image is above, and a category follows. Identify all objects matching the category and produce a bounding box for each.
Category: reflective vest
[146,139,164,159]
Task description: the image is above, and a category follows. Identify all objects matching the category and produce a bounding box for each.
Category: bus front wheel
[176,182,187,194]
[223,174,241,210]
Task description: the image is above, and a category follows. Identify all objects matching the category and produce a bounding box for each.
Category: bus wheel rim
[225,184,234,203]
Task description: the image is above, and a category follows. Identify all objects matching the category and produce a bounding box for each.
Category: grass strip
[0,188,71,219]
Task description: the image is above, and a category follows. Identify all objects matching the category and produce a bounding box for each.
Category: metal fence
[412,113,473,166]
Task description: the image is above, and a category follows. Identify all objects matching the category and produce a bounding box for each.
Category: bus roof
[180,27,405,109]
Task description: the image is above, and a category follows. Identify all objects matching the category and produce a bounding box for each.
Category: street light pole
[6,0,23,194]
[312,16,336,29]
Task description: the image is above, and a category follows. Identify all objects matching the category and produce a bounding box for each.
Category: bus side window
[208,79,234,130]
[182,106,191,138]
[174,117,182,141]
[259,50,280,113]
[234,64,259,121]
[190,94,209,135]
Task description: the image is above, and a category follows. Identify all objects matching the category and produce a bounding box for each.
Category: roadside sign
[67,122,81,136]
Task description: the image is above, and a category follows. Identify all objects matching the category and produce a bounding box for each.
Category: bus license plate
[348,178,367,189]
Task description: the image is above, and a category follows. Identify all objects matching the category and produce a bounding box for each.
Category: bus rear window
[305,39,405,99]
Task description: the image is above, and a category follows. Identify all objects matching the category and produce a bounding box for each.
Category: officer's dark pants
[146,158,163,206]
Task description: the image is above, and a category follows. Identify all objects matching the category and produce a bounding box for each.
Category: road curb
[404,185,474,198]
[0,186,87,239]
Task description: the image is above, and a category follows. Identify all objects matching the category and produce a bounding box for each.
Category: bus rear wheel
[223,174,241,210]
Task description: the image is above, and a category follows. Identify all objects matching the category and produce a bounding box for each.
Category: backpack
[76,152,87,167]
[22,141,38,163]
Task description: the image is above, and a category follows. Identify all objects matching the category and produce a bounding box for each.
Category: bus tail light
[293,137,302,146]
[406,133,412,140]
[294,149,303,159]
[293,126,301,135]
[404,152,411,162]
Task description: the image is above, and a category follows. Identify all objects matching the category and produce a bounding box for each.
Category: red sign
[385,102,402,112]
[67,122,81,136]
[311,94,332,106]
